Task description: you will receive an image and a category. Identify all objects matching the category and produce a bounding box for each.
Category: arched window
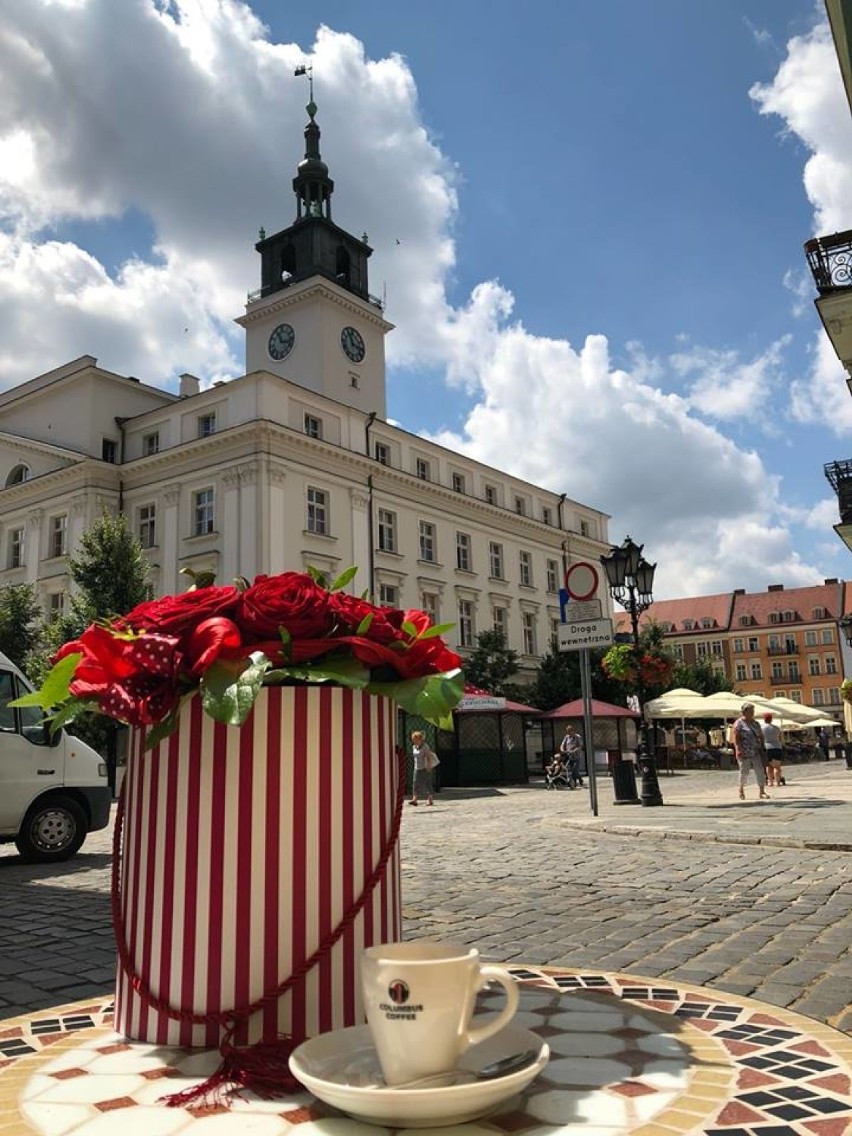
[5,464,30,487]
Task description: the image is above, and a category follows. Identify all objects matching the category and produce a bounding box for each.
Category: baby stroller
[545,755,580,790]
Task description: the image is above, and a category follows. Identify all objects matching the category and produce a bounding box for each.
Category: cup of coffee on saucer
[361,941,520,1087]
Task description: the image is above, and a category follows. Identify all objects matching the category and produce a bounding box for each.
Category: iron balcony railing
[767,645,799,655]
[770,673,802,686]
[824,459,852,523]
[805,230,852,294]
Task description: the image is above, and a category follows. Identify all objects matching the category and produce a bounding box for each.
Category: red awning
[539,698,639,719]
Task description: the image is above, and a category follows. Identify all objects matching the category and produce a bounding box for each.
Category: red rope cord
[111,743,406,1031]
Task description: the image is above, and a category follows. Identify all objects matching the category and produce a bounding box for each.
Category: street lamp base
[611,758,641,805]
[638,759,664,807]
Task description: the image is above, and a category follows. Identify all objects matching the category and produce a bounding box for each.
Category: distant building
[617,579,849,721]
[0,100,611,680]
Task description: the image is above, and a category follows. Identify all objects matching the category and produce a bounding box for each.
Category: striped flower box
[114,685,401,1047]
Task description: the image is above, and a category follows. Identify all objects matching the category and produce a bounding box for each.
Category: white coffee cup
[361,941,519,1086]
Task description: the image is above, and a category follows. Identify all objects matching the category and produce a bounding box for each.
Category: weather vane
[294,62,315,117]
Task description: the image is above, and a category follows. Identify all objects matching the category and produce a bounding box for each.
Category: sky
[2,0,852,600]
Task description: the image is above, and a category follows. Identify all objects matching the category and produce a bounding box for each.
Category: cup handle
[464,965,519,1049]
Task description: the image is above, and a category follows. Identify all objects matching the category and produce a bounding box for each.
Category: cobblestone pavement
[1,762,850,1037]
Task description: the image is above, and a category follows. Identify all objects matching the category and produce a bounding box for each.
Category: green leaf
[145,704,182,750]
[50,696,98,734]
[200,652,271,727]
[10,652,82,711]
[355,612,374,635]
[264,655,372,690]
[365,668,465,727]
[329,566,358,592]
[418,622,456,640]
[401,620,418,638]
[306,565,328,587]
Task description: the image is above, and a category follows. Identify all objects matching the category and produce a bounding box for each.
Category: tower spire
[293,64,332,220]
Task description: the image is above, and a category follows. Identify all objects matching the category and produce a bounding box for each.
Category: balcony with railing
[805,230,852,294]
[770,673,801,686]
[767,645,799,655]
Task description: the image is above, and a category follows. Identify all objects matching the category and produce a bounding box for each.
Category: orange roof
[730,581,843,628]
[614,592,733,636]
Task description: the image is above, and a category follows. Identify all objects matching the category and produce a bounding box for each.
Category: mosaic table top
[0,968,850,1136]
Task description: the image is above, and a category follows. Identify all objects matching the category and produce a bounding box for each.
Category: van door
[0,669,64,835]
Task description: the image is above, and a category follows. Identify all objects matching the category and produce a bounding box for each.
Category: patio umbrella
[763,696,826,724]
[643,688,704,752]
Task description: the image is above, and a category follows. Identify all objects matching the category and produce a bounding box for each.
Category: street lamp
[840,615,852,648]
[600,536,664,807]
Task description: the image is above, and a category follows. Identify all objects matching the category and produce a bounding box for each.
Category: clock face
[341,325,366,363]
[268,322,295,361]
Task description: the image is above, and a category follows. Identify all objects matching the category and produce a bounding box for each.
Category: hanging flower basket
[841,679,852,705]
[19,568,464,1100]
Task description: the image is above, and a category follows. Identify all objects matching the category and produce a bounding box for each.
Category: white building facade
[0,103,612,680]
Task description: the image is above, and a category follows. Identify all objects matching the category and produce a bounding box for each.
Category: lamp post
[600,536,664,807]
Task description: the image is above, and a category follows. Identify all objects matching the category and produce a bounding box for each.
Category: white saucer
[289,1022,549,1128]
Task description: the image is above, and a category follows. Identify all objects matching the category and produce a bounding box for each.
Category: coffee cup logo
[387,979,410,1005]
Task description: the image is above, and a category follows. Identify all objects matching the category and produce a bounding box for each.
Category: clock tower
[237,98,393,417]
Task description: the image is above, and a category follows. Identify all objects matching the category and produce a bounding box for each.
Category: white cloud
[0,0,838,598]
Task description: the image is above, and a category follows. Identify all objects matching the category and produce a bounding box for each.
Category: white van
[0,651,111,862]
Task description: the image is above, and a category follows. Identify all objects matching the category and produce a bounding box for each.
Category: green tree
[671,658,734,696]
[0,583,42,669]
[526,637,628,711]
[27,511,151,786]
[463,629,520,696]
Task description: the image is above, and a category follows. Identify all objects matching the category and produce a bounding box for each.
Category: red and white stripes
[114,686,401,1047]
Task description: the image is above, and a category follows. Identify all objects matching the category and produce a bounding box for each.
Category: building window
[747,636,759,652]
[790,689,802,702]
[307,487,328,535]
[546,559,559,593]
[418,520,436,563]
[683,619,695,631]
[5,464,29,486]
[808,656,820,676]
[813,688,825,706]
[493,606,507,635]
[375,442,390,466]
[829,686,841,704]
[771,661,783,679]
[102,439,117,462]
[541,506,552,526]
[522,611,537,655]
[768,634,781,650]
[813,606,827,619]
[458,599,474,647]
[782,610,795,622]
[456,532,472,572]
[7,527,24,569]
[377,509,397,553]
[138,504,156,549]
[580,519,591,537]
[750,663,762,680]
[378,583,399,608]
[805,630,818,646]
[143,432,160,456]
[735,663,747,682]
[776,689,786,699]
[672,643,684,660]
[712,640,723,655]
[50,514,67,558]
[304,414,322,439]
[197,412,217,438]
[739,616,752,627]
[489,541,504,579]
[550,617,560,643]
[826,655,838,674]
[49,592,65,615]
[519,550,532,587]
[421,592,438,622]
[788,664,801,682]
[484,484,497,505]
[733,637,744,653]
[696,642,708,658]
[769,612,780,624]
[193,488,214,536]
[514,496,526,515]
[452,472,466,494]
[822,628,835,644]
[415,457,430,481]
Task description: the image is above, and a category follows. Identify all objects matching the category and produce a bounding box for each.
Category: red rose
[328,593,401,643]
[236,573,334,641]
[186,617,244,675]
[126,585,241,637]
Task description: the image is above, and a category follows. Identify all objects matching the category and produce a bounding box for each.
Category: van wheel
[15,797,87,863]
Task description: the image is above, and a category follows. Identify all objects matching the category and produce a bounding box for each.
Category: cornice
[238,279,393,333]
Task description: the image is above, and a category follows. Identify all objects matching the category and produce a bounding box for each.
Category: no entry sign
[564,561,599,601]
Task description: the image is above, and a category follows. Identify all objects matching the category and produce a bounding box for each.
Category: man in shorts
[760,712,785,787]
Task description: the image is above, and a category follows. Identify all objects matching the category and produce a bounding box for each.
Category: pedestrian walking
[819,727,830,761]
[559,724,585,788]
[733,702,770,801]
[760,712,786,787]
[409,730,438,807]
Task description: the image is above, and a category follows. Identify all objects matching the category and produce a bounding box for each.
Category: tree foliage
[525,638,628,711]
[599,621,676,704]
[0,583,42,670]
[671,658,734,696]
[463,628,520,697]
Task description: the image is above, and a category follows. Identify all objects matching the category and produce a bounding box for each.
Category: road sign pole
[580,648,598,817]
